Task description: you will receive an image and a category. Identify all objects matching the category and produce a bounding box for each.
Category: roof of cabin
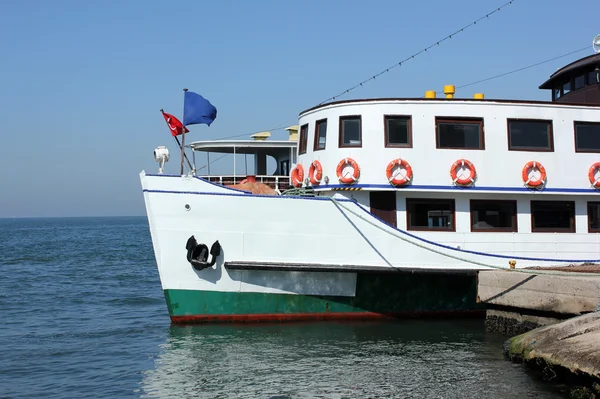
[298,97,600,116]
[539,53,600,89]
[188,139,296,156]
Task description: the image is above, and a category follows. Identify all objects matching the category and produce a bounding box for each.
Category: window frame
[469,199,518,233]
[313,118,327,151]
[574,121,600,153]
[507,118,554,152]
[530,200,575,233]
[588,201,600,233]
[406,198,456,232]
[435,117,485,150]
[384,115,412,148]
[298,123,308,155]
[338,115,362,148]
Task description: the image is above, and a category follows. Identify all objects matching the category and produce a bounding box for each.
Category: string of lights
[317,0,516,105]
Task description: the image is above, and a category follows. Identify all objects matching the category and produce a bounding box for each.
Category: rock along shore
[504,312,600,398]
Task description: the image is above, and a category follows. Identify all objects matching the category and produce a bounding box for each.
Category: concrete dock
[477,268,600,335]
[477,267,600,395]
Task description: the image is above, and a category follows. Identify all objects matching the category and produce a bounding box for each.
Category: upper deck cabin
[539,53,600,104]
[189,128,297,192]
[293,48,600,196]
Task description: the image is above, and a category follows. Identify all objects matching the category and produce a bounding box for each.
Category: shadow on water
[139,319,569,399]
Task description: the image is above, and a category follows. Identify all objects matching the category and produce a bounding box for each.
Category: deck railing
[200,175,291,191]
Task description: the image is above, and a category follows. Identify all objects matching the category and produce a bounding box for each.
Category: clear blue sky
[1,0,597,217]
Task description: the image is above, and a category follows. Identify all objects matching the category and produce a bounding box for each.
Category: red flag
[161,110,189,136]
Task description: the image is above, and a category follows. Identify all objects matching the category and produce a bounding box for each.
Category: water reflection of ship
[138,320,512,399]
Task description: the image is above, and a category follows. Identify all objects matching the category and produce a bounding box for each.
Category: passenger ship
[141,41,600,323]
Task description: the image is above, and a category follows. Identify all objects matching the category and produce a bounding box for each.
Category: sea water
[0,217,567,398]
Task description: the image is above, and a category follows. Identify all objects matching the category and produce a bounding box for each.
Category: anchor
[185,235,221,271]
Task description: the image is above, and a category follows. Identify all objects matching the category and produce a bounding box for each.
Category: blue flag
[183,91,217,126]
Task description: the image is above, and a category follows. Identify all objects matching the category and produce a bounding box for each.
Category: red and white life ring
[291,164,304,188]
[522,161,546,188]
[589,162,600,189]
[308,160,323,186]
[336,158,360,184]
[386,158,413,186]
[450,159,477,186]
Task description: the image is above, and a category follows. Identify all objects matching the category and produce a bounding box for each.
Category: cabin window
[552,87,561,101]
[588,202,600,232]
[298,124,308,154]
[435,118,484,150]
[589,70,599,85]
[507,119,553,151]
[339,116,362,148]
[406,198,455,231]
[575,122,600,152]
[574,75,585,90]
[314,119,327,151]
[531,201,575,233]
[384,115,412,147]
[470,200,517,232]
[562,81,571,95]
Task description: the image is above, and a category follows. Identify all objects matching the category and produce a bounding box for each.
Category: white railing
[199,175,291,191]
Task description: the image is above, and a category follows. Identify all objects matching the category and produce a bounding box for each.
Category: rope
[281,187,315,197]
[326,196,600,277]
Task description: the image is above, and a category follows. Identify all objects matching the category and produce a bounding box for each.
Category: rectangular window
[384,115,412,147]
[507,119,553,151]
[531,201,575,233]
[575,122,600,152]
[314,119,327,151]
[553,87,561,101]
[589,70,599,85]
[588,202,600,232]
[574,75,585,90]
[470,200,517,232]
[339,116,362,148]
[435,118,484,150]
[563,81,571,95]
[298,124,308,154]
[406,198,455,231]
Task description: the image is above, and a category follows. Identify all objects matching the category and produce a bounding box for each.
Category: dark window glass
[563,81,571,95]
[589,70,599,85]
[574,75,585,90]
[508,120,553,151]
[407,199,455,231]
[339,116,361,147]
[436,118,484,149]
[531,201,574,232]
[385,116,411,147]
[298,124,308,154]
[575,122,600,152]
[470,200,517,232]
[588,202,600,232]
[314,119,327,151]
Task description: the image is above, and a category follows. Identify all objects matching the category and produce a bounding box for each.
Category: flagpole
[160,108,193,171]
[174,136,194,171]
[180,88,188,175]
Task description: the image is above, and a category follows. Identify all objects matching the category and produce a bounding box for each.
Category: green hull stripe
[164,273,481,317]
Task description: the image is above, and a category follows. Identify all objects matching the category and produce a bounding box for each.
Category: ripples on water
[0,217,566,398]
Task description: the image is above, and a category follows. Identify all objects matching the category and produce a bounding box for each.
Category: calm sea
[0,217,567,398]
